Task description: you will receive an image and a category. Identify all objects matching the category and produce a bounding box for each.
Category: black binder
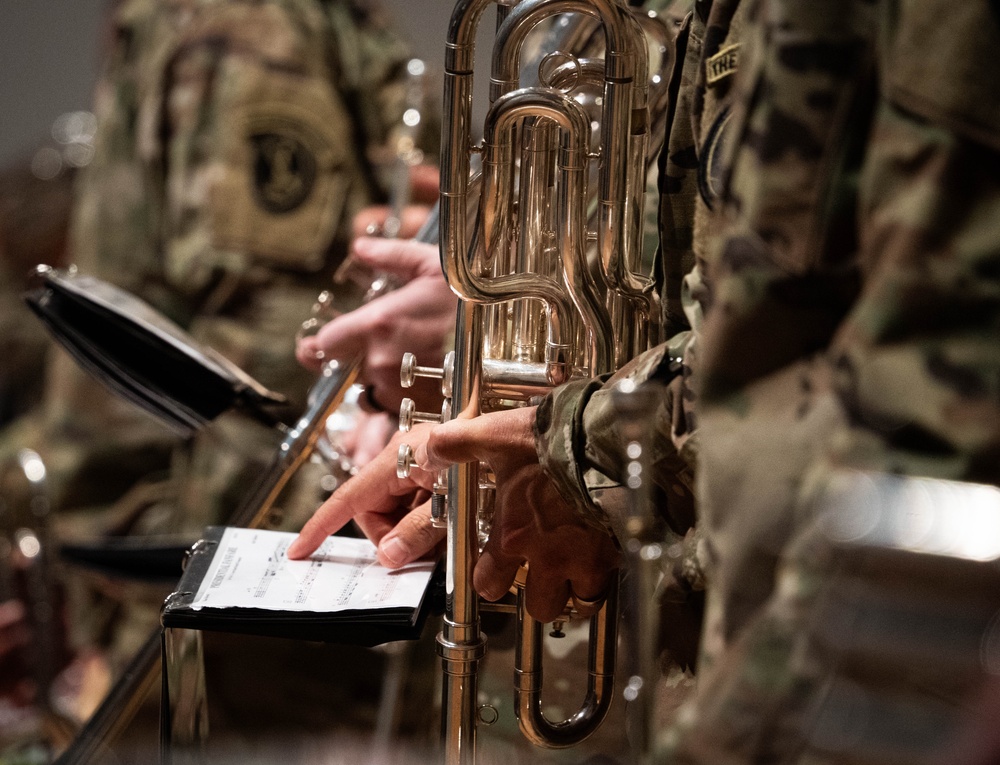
[161,527,443,648]
[23,266,286,437]
[60,535,196,581]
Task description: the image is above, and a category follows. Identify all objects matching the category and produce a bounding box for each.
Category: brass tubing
[512,118,556,364]
[514,576,619,747]
[440,0,498,287]
[435,2,659,760]
[438,301,487,765]
[490,0,650,300]
[478,87,599,382]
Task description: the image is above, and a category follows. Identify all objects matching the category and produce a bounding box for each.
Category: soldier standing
[659,0,1000,761]
[0,0,438,751]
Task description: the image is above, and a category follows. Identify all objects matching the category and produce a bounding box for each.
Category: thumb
[376,502,445,567]
[352,237,440,281]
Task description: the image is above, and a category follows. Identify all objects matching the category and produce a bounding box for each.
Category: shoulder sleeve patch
[206,61,359,272]
[250,131,317,214]
[705,43,741,86]
[698,105,734,209]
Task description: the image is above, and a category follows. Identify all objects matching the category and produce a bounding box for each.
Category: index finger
[417,407,537,472]
[287,428,436,559]
[311,304,377,361]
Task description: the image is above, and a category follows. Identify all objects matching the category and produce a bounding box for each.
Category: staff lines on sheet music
[252,540,288,599]
[188,528,433,613]
[370,577,397,603]
[295,559,323,604]
[335,558,366,605]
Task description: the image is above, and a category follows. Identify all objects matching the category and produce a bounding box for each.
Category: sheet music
[189,528,434,612]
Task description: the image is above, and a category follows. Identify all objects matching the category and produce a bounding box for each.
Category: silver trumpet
[613,379,662,765]
[396,1,673,761]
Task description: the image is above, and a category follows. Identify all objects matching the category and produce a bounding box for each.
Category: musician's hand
[336,410,394,468]
[352,205,434,241]
[417,407,620,623]
[287,423,446,567]
[295,238,456,413]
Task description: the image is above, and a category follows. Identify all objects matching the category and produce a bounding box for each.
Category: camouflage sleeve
[158,0,402,290]
[69,0,180,299]
[30,0,418,516]
[533,5,706,535]
[823,0,1000,485]
[684,0,879,712]
[534,2,745,603]
[75,0,416,297]
[534,330,696,534]
[148,0,416,403]
[660,470,1000,765]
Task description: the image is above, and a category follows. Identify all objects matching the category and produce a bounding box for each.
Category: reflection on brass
[430,1,674,761]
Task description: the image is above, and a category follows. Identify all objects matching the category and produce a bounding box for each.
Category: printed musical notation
[189,528,434,613]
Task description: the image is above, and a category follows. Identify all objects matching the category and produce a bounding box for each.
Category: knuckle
[495,530,528,560]
[424,427,448,461]
[366,306,392,338]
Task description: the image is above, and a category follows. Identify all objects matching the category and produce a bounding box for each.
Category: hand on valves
[287,406,620,623]
[294,237,457,415]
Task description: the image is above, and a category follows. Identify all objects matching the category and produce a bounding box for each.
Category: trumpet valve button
[398,398,442,432]
[400,353,418,388]
[399,398,416,431]
[397,444,416,479]
[400,352,445,388]
[441,350,455,398]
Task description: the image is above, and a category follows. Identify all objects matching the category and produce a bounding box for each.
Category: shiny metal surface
[431,0,673,760]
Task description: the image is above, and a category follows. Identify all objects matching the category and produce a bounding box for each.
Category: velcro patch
[208,62,356,272]
[698,106,734,210]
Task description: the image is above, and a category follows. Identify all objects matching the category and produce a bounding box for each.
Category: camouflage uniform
[0,162,75,428]
[46,0,421,534]
[654,0,1000,761]
[0,0,427,669]
[541,0,1000,758]
[534,0,747,670]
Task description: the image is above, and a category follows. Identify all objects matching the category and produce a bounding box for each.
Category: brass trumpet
[396,1,673,761]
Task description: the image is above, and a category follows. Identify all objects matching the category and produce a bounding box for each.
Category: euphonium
[396,1,671,761]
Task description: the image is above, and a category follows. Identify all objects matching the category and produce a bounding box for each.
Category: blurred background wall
[0,0,480,169]
[0,3,106,168]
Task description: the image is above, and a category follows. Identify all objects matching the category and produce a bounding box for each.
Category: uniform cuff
[534,377,611,531]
